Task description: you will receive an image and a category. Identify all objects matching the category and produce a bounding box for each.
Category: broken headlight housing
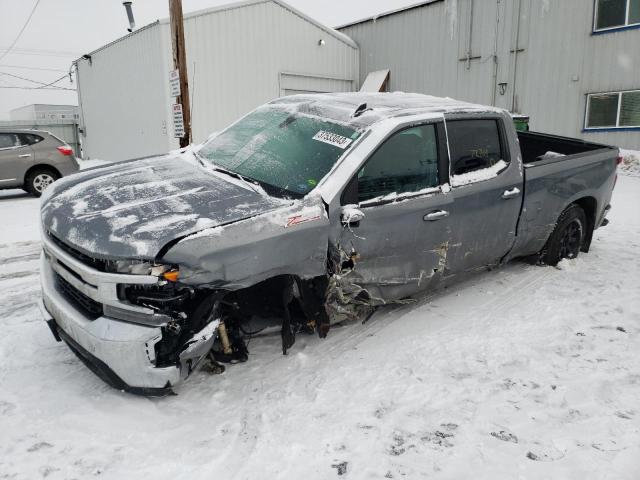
[114,260,180,281]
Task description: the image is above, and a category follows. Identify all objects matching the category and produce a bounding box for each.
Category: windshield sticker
[312,131,353,149]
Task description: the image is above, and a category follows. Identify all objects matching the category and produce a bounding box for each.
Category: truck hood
[41,153,289,260]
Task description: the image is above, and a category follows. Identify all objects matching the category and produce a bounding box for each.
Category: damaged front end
[39,231,227,395]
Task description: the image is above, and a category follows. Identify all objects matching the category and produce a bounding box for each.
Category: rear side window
[19,133,44,145]
[0,133,21,149]
[357,124,439,203]
[446,119,505,176]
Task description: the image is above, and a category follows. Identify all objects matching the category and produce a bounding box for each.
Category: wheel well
[572,196,597,252]
[24,164,61,186]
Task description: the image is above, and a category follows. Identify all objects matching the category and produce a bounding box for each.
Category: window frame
[593,0,640,33]
[584,89,640,131]
[340,120,449,208]
[444,114,511,185]
[0,132,25,151]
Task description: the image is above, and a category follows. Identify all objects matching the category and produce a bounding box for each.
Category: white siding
[340,0,640,149]
[76,22,170,161]
[166,0,359,145]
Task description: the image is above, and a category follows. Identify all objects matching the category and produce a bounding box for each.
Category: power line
[0,72,73,91]
[35,73,71,89]
[0,0,42,63]
[0,48,81,58]
[0,64,67,73]
[0,72,68,88]
[0,71,69,89]
[0,85,76,91]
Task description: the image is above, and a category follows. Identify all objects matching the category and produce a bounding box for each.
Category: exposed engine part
[218,321,233,355]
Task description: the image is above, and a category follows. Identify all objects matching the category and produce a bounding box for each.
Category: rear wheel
[25,168,59,197]
[540,204,587,266]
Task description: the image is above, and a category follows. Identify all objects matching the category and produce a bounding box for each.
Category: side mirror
[341,206,364,227]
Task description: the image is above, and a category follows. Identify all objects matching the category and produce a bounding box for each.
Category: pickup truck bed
[510,131,618,260]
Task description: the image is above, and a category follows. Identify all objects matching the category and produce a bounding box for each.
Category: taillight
[57,145,73,156]
[616,155,623,165]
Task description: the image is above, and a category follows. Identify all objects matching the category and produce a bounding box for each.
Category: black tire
[25,168,59,197]
[540,204,587,266]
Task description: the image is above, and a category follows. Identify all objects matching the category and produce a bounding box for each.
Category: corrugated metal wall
[162,0,359,146]
[76,22,173,161]
[340,0,640,149]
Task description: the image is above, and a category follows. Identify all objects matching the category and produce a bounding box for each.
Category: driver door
[339,121,453,301]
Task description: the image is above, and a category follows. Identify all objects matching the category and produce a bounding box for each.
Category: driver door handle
[19,154,32,158]
[424,210,449,221]
[502,187,521,199]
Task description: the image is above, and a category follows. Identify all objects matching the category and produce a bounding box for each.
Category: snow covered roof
[269,92,505,128]
[335,0,442,30]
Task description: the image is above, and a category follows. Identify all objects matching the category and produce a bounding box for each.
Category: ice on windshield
[198,107,361,196]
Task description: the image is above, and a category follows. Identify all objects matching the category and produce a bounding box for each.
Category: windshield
[198,106,362,197]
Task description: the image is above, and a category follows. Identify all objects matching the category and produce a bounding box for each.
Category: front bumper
[39,233,218,395]
[40,254,181,394]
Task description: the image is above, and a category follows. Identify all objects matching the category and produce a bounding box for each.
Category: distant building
[10,104,79,121]
[338,0,640,149]
[74,0,359,161]
[2,104,81,155]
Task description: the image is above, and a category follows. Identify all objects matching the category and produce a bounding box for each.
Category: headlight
[114,261,179,281]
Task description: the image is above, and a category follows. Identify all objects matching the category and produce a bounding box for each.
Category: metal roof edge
[72,20,161,65]
[158,0,358,49]
[335,0,443,30]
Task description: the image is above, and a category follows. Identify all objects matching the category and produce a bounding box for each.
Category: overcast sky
[0,0,418,119]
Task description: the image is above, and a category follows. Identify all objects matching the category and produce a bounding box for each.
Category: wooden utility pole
[169,0,191,147]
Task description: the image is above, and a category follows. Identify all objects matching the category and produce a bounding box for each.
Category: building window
[594,0,640,31]
[585,90,640,129]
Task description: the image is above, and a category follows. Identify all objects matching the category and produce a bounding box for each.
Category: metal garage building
[74,0,359,161]
[339,0,640,149]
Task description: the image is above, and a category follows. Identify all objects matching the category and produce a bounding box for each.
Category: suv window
[20,133,44,145]
[0,133,21,149]
[357,124,439,203]
[446,119,505,176]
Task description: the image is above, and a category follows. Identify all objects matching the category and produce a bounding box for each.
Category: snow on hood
[41,153,290,260]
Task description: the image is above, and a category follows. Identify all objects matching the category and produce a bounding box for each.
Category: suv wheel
[26,168,59,197]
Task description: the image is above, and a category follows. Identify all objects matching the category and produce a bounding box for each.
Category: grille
[55,272,103,320]
[48,232,112,272]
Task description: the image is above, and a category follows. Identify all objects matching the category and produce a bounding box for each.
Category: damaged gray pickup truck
[39,93,619,395]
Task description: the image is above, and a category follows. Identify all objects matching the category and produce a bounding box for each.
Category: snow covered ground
[0,174,639,479]
[619,149,640,177]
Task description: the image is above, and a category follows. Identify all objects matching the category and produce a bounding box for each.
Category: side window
[447,119,505,176]
[19,134,43,145]
[357,124,439,203]
[0,133,20,149]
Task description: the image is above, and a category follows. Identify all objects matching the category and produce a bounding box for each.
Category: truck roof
[269,92,505,128]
